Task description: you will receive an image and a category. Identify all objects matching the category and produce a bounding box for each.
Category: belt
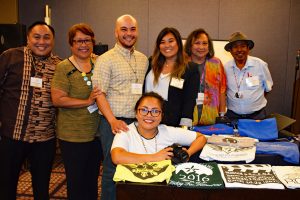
[116,117,135,121]
[230,107,265,119]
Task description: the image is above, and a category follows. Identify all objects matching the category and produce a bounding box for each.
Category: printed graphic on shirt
[123,162,169,179]
[272,166,300,189]
[113,160,175,183]
[218,164,284,189]
[169,162,224,188]
[200,144,256,163]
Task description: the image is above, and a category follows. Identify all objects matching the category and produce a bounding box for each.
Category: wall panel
[148,0,220,55]
[17,0,300,118]
[0,0,18,23]
[219,0,291,115]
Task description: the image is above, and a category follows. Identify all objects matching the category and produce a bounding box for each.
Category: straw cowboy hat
[224,32,254,51]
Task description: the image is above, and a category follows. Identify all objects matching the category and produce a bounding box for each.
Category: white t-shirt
[145,69,170,101]
[111,122,197,154]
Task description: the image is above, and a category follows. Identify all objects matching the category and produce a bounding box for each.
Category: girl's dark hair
[68,23,95,46]
[184,28,215,59]
[151,27,187,84]
[134,92,165,114]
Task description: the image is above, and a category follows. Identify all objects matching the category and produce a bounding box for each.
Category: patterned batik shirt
[0,47,61,142]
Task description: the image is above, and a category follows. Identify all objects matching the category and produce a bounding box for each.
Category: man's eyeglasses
[138,108,162,117]
[73,39,92,45]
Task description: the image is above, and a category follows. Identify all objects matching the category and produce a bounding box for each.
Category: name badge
[30,77,43,88]
[131,83,143,94]
[246,76,259,87]
[87,102,98,113]
[196,92,204,105]
[170,78,184,89]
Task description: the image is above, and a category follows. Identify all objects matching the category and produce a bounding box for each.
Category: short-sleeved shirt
[111,122,197,154]
[51,59,99,142]
[224,56,273,115]
[92,44,148,118]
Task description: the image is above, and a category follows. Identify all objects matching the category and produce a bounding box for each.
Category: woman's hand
[154,147,174,161]
[88,86,102,105]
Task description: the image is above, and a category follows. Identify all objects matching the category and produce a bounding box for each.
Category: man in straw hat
[223,31,273,120]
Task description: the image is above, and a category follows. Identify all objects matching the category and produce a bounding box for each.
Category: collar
[114,43,135,58]
[232,55,255,71]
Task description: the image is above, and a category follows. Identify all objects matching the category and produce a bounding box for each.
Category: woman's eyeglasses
[73,39,92,45]
[138,108,162,117]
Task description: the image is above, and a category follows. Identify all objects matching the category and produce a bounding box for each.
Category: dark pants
[226,107,267,121]
[59,138,102,200]
[0,136,56,200]
[99,116,134,200]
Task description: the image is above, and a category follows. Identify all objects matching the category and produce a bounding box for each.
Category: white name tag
[196,92,204,105]
[131,83,143,94]
[87,103,98,113]
[170,78,184,89]
[246,76,259,87]
[30,77,43,88]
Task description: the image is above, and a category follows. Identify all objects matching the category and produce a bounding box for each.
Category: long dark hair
[184,28,215,59]
[151,27,187,84]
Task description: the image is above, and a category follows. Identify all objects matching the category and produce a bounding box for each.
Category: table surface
[116,181,300,200]
[116,141,300,200]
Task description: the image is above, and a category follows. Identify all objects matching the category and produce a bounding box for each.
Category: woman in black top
[145,27,199,127]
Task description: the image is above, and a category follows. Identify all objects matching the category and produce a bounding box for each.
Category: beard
[117,35,137,49]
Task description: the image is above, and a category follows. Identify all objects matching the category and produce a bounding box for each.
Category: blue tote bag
[238,118,278,141]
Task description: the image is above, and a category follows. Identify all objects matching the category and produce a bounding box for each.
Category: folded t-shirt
[256,142,299,164]
[113,160,175,183]
[169,162,224,189]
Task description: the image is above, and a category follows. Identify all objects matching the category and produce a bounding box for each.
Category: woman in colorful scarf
[184,28,227,125]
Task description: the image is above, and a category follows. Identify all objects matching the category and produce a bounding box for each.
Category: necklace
[134,123,158,153]
[162,61,175,74]
[69,56,94,89]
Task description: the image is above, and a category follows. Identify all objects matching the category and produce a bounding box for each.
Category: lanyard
[232,67,247,97]
[199,62,206,93]
[121,53,138,83]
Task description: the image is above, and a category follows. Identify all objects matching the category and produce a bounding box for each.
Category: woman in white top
[144,27,199,128]
[111,92,206,164]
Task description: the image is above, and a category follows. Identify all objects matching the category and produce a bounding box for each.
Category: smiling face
[70,31,93,60]
[115,15,138,50]
[27,24,54,57]
[136,97,162,134]
[191,33,209,64]
[230,40,250,67]
[159,32,179,61]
